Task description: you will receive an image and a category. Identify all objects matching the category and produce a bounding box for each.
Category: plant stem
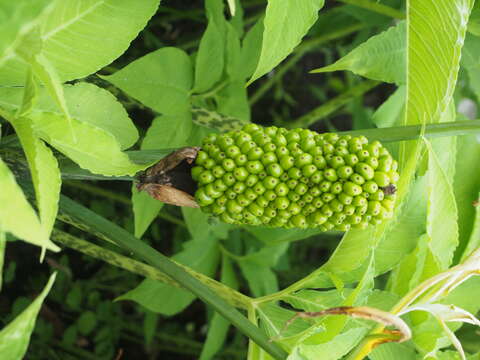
[286,80,381,128]
[249,22,365,105]
[52,228,251,309]
[339,120,480,142]
[337,0,405,19]
[57,195,288,360]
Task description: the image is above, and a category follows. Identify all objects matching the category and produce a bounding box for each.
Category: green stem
[286,80,381,128]
[249,22,365,105]
[337,0,405,20]
[52,228,250,309]
[58,195,287,360]
[339,120,480,142]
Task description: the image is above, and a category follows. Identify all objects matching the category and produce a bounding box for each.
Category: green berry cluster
[191,124,399,231]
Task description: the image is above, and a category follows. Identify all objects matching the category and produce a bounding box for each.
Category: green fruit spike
[192,124,399,231]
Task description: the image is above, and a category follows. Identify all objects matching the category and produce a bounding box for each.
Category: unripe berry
[193,124,398,230]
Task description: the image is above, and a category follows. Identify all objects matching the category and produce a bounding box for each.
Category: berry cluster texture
[192,124,399,231]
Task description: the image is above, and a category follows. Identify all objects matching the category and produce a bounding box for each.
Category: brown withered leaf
[136,147,200,208]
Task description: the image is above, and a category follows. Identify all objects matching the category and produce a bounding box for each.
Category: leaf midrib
[41,0,105,41]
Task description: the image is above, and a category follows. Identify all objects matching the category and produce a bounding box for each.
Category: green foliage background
[0,0,480,359]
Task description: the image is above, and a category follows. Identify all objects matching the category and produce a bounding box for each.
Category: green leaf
[118,239,220,315]
[239,263,278,297]
[30,112,146,176]
[289,327,367,360]
[141,113,193,150]
[11,118,60,239]
[0,0,51,66]
[77,311,97,336]
[0,0,160,85]
[0,156,59,252]
[131,185,163,239]
[372,86,406,128]
[311,22,406,85]
[237,242,288,297]
[0,82,139,149]
[369,343,417,360]
[102,47,193,115]
[239,18,264,80]
[248,0,325,84]
[0,272,56,360]
[406,0,472,125]
[194,0,227,92]
[199,255,239,360]
[424,137,459,269]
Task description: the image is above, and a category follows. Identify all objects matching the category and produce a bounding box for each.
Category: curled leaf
[136,147,200,208]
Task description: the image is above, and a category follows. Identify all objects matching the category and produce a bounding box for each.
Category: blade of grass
[57,194,288,360]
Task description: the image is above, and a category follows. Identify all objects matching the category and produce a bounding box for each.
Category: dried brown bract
[136,147,201,208]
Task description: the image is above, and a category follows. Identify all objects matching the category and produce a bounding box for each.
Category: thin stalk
[250,22,365,105]
[58,195,288,360]
[339,120,480,142]
[286,80,381,128]
[52,228,250,308]
[337,0,405,19]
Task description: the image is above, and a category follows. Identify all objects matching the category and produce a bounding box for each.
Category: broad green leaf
[141,113,193,150]
[239,263,278,297]
[289,327,367,360]
[248,0,325,84]
[281,289,349,313]
[102,47,193,115]
[194,0,227,92]
[199,255,239,360]
[0,0,160,85]
[455,136,480,261]
[425,138,459,269]
[216,81,250,121]
[406,0,472,125]
[0,0,51,66]
[0,272,56,360]
[239,18,264,80]
[0,156,59,252]
[372,86,406,128]
[131,185,163,239]
[30,112,146,176]
[0,82,139,149]
[311,22,406,85]
[369,342,416,360]
[11,118,60,239]
[117,239,220,315]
